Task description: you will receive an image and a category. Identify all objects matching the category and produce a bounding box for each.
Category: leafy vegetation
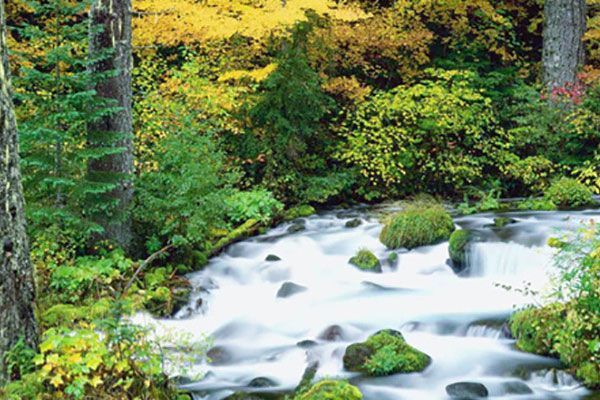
[543,177,594,208]
[380,201,455,250]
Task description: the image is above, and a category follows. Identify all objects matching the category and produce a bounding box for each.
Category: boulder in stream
[265,254,282,262]
[295,379,362,400]
[501,381,533,395]
[345,218,362,228]
[318,325,344,341]
[448,229,473,273]
[207,345,233,365]
[493,217,517,228]
[287,223,306,233]
[446,382,489,399]
[248,377,278,388]
[343,329,430,376]
[276,282,307,298]
[348,249,381,272]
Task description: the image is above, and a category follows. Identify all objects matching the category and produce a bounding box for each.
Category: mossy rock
[345,218,362,228]
[288,223,306,233]
[285,205,316,220]
[448,229,472,270]
[343,330,431,376]
[510,303,566,355]
[295,380,362,400]
[348,249,381,272]
[493,217,516,228]
[380,203,454,249]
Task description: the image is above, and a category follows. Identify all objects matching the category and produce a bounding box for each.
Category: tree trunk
[88,0,134,252]
[542,0,586,91]
[0,0,38,384]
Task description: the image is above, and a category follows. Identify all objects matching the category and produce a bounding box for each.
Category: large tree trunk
[0,0,38,384]
[88,0,134,252]
[542,0,586,91]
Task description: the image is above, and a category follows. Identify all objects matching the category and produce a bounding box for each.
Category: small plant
[543,177,593,207]
[380,202,455,249]
[457,189,502,215]
[3,336,37,381]
[515,197,557,211]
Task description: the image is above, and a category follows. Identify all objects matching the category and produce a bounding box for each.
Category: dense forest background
[2,0,600,398]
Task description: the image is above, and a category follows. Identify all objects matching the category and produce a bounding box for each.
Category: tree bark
[0,0,38,384]
[542,0,586,91]
[88,0,134,252]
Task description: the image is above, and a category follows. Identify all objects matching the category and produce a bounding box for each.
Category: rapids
[148,205,600,400]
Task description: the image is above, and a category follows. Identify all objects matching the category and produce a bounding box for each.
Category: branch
[122,244,173,298]
[131,8,175,17]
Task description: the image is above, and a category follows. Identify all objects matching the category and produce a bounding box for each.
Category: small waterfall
[466,242,555,278]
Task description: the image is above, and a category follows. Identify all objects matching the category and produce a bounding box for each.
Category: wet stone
[446,382,489,399]
[501,381,533,395]
[265,254,281,262]
[296,339,318,348]
[319,325,344,341]
[345,218,362,228]
[276,282,307,298]
[207,346,233,365]
[287,223,305,233]
[248,377,278,388]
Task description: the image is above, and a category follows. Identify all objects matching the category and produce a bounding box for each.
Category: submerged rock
[287,223,306,233]
[296,339,318,349]
[265,254,281,262]
[446,382,489,399]
[248,377,278,388]
[493,217,517,228]
[343,329,430,376]
[501,381,533,395]
[319,325,344,341]
[276,282,307,298]
[348,249,381,272]
[345,218,362,228]
[207,346,233,365]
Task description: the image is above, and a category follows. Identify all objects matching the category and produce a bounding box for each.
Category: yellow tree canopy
[132,0,368,47]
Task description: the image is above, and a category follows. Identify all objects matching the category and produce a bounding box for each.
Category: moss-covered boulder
[295,380,362,400]
[343,330,431,376]
[448,229,472,272]
[379,203,454,249]
[348,249,381,272]
[285,205,316,220]
[493,217,516,228]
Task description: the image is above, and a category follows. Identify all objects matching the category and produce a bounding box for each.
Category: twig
[121,245,173,298]
[131,8,175,17]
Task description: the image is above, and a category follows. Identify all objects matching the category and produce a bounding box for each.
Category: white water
[143,206,600,400]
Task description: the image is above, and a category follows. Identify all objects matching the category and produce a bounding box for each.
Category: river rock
[265,254,281,262]
[446,382,489,399]
[248,377,277,388]
[494,217,517,228]
[343,343,374,371]
[319,325,344,341]
[448,229,473,273]
[502,381,533,395]
[345,218,362,228]
[207,346,233,365]
[348,249,382,273]
[296,339,318,348]
[287,223,305,233]
[276,282,307,298]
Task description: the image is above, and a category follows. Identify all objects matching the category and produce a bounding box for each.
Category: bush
[225,190,283,224]
[380,202,455,249]
[543,177,593,207]
[338,69,507,198]
[295,379,362,400]
[348,249,381,272]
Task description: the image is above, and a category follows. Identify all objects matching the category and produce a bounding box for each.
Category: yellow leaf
[50,374,64,388]
[91,375,103,388]
[67,353,82,364]
[86,354,103,370]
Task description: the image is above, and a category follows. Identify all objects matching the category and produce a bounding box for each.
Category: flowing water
[145,205,600,400]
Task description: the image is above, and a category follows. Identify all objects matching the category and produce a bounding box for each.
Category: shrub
[380,202,455,249]
[348,249,381,272]
[338,69,507,198]
[296,379,362,400]
[543,177,593,207]
[225,190,283,224]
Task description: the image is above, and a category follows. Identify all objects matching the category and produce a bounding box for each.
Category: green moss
[343,330,430,376]
[494,217,514,228]
[448,229,471,266]
[380,203,455,249]
[544,178,593,208]
[510,303,565,355]
[285,205,316,220]
[349,249,381,272]
[212,219,260,252]
[296,380,362,400]
[577,362,600,388]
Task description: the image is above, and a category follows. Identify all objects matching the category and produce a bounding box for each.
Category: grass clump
[380,202,454,249]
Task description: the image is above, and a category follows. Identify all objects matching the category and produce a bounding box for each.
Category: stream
[145,204,600,399]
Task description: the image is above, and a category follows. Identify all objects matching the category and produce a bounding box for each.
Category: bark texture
[88,0,134,251]
[542,0,586,91]
[0,0,38,384]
